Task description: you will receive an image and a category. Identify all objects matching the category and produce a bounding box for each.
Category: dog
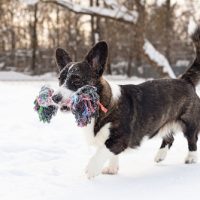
[52,26,200,179]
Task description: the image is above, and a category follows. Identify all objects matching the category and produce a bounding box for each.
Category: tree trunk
[164,0,171,63]
[10,29,16,67]
[95,0,101,42]
[134,0,145,67]
[56,5,60,47]
[90,0,95,45]
[10,10,16,68]
[90,0,101,45]
[103,6,111,75]
[31,3,38,74]
[127,48,133,77]
[127,0,145,77]
[106,54,112,74]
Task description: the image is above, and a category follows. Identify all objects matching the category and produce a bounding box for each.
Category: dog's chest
[81,119,110,146]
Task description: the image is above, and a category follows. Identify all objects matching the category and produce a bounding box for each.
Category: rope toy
[34,85,107,126]
[34,86,58,123]
[65,85,107,127]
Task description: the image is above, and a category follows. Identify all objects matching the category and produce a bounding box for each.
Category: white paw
[85,146,114,179]
[85,160,102,179]
[185,151,198,164]
[154,146,168,163]
[102,166,118,175]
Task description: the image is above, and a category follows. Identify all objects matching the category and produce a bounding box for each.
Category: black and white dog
[52,26,200,179]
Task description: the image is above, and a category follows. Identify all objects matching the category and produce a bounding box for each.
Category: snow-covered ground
[0,72,200,200]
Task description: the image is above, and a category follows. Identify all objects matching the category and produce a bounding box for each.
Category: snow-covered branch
[143,40,176,78]
[20,0,39,5]
[42,0,138,24]
[103,0,136,20]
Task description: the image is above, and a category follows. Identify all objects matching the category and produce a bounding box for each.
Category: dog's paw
[102,166,118,175]
[154,147,168,163]
[185,151,198,164]
[85,161,101,179]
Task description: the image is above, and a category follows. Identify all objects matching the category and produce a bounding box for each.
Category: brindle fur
[54,26,200,159]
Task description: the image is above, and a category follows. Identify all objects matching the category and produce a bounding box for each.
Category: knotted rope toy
[65,85,108,127]
[34,85,107,126]
[34,86,58,123]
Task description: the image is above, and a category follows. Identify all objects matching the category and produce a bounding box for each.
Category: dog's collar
[98,102,108,113]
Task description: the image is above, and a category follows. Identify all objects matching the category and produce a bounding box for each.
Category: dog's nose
[52,94,62,104]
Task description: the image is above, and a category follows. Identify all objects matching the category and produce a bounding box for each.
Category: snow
[188,17,197,36]
[54,0,138,23]
[176,60,190,67]
[0,71,57,81]
[20,0,38,5]
[143,39,176,78]
[0,72,200,200]
[103,0,138,22]
[0,71,34,81]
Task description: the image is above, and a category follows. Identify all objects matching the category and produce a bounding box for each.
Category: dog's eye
[71,75,82,87]
[71,75,81,80]
[72,80,82,87]
[72,75,81,82]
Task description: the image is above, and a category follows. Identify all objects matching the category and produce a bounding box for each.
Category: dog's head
[52,41,108,110]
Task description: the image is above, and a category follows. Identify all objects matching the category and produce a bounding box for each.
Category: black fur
[55,42,108,90]
[105,79,200,155]
[85,41,108,77]
[160,134,174,149]
[55,28,200,162]
[55,48,72,71]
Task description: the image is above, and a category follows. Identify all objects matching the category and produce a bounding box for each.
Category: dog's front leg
[85,145,113,179]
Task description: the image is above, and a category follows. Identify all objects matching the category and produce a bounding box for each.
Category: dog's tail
[181,25,200,87]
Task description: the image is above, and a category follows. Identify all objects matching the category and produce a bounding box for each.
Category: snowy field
[0,72,200,200]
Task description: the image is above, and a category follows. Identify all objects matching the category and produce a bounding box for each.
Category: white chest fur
[82,119,111,147]
[81,79,121,147]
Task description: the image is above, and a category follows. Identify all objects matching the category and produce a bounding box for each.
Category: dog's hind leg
[184,125,198,164]
[154,134,174,163]
[102,155,119,175]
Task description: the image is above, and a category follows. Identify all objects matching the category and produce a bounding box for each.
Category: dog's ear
[55,48,72,71]
[85,41,108,77]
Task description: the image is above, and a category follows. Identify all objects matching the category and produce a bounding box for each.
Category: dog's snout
[52,94,62,103]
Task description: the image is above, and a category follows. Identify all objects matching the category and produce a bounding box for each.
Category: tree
[43,0,175,78]
[29,3,38,74]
